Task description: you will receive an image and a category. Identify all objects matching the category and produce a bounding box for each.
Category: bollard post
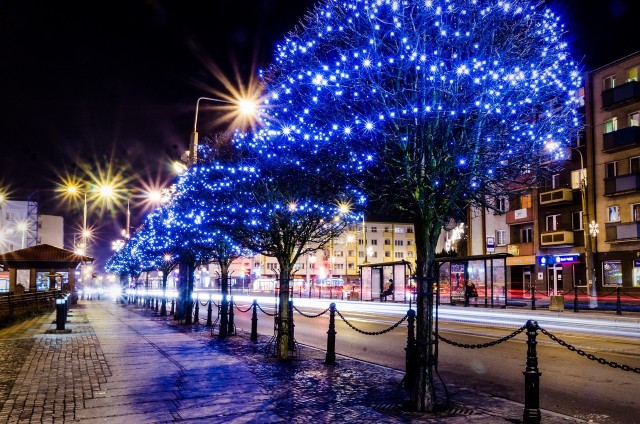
[228,296,235,335]
[404,309,416,388]
[573,286,579,313]
[251,299,258,342]
[616,286,622,316]
[55,295,66,331]
[170,298,175,316]
[325,302,336,365]
[193,297,200,324]
[288,299,295,351]
[523,320,542,424]
[530,287,536,310]
[206,297,213,327]
[155,297,159,313]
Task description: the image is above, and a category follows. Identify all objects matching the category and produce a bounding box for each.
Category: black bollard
[573,286,579,313]
[170,298,175,316]
[530,287,536,310]
[55,295,66,331]
[325,302,336,365]
[523,320,542,424]
[251,299,258,342]
[193,297,200,324]
[616,286,622,316]
[228,297,235,335]
[404,309,416,388]
[206,298,213,327]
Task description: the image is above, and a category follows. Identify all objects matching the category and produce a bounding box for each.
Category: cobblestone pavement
[0,300,589,423]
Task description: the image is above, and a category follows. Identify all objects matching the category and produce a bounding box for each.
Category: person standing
[464,281,476,307]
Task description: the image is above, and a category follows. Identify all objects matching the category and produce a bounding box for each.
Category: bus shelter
[435,253,511,308]
[359,260,413,302]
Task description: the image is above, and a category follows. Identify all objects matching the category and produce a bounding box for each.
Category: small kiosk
[359,260,414,302]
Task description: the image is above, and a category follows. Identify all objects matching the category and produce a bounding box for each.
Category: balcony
[506,207,533,224]
[539,188,574,206]
[602,126,640,152]
[604,173,640,196]
[605,222,640,243]
[506,242,534,256]
[540,230,574,247]
[602,81,640,110]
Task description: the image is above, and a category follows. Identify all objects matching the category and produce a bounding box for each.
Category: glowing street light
[64,182,115,255]
[188,96,258,166]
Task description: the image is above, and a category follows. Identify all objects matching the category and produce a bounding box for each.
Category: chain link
[256,302,277,317]
[621,288,640,300]
[538,326,640,374]
[436,325,527,349]
[199,300,209,307]
[293,305,330,318]
[235,303,253,313]
[334,307,407,335]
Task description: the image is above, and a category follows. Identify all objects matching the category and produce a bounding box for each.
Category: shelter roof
[0,244,93,270]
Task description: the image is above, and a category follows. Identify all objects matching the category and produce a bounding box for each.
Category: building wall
[39,215,64,248]
[0,200,30,253]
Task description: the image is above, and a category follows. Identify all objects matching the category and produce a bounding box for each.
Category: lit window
[602,260,622,287]
[521,194,532,209]
[571,169,586,189]
[603,75,616,90]
[629,111,640,127]
[608,206,620,222]
[546,215,560,231]
[627,67,638,82]
[632,204,640,222]
[604,117,618,133]
[496,230,506,246]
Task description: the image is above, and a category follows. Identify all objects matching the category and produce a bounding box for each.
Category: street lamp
[65,182,114,255]
[571,146,598,308]
[188,96,257,166]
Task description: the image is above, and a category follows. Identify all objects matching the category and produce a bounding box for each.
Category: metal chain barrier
[621,288,640,299]
[293,305,330,318]
[532,288,551,298]
[256,302,277,317]
[334,307,408,335]
[600,288,618,298]
[235,303,253,313]
[436,325,527,349]
[199,300,209,307]
[538,326,640,374]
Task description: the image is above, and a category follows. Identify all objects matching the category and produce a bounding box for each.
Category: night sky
[0,0,638,268]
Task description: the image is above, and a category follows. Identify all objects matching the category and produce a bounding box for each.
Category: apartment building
[588,51,640,289]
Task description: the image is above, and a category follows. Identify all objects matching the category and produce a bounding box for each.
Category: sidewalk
[0,300,589,423]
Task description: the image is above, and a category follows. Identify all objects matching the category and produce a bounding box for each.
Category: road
[198,296,640,424]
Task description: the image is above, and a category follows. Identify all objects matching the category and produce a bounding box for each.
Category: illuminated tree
[255,0,582,410]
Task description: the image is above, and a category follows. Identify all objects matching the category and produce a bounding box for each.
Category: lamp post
[188,96,257,166]
[572,146,597,308]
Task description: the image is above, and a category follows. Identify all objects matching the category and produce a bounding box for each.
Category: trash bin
[56,295,66,331]
[549,295,565,311]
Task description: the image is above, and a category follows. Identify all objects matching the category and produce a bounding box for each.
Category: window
[627,67,638,82]
[370,226,377,233]
[395,252,404,259]
[572,211,583,230]
[571,169,586,189]
[608,206,620,222]
[602,260,622,287]
[371,252,378,258]
[605,161,618,178]
[631,157,640,174]
[347,250,355,257]
[407,252,414,258]
[384,239,391,245]
[406,240,413,246]
[551,174,560,189]
[406,227,414,234]
[633,204,640,222]
[630,111,640,127]
[334,251,344,257]
[383,226,391,233]
[520,194,532,209]
[496,229,506,246]
[521,227,533,243]
[546,215,560,231]
[385,251,391,258]
[394,227,405,234]
[370,239,378,245]
[634,262,640,287]
[5,212,14,221]
[334,263,344,270]
[347,262,355,270]
[358,239,363,245]
[267,263,278,270]
[495,197,506,212]
[604,117,618,133]
[603,75,616,90]
[394,240,404,246]
[358,251,364,258]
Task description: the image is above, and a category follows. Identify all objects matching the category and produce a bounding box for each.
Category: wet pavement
[0,299,590,423]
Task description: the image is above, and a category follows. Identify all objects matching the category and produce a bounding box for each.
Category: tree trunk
[160,272,168,316]
[219,263,230,338]
[409,217,438,411]
[275,266,292,359]
[185,264,195,324]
